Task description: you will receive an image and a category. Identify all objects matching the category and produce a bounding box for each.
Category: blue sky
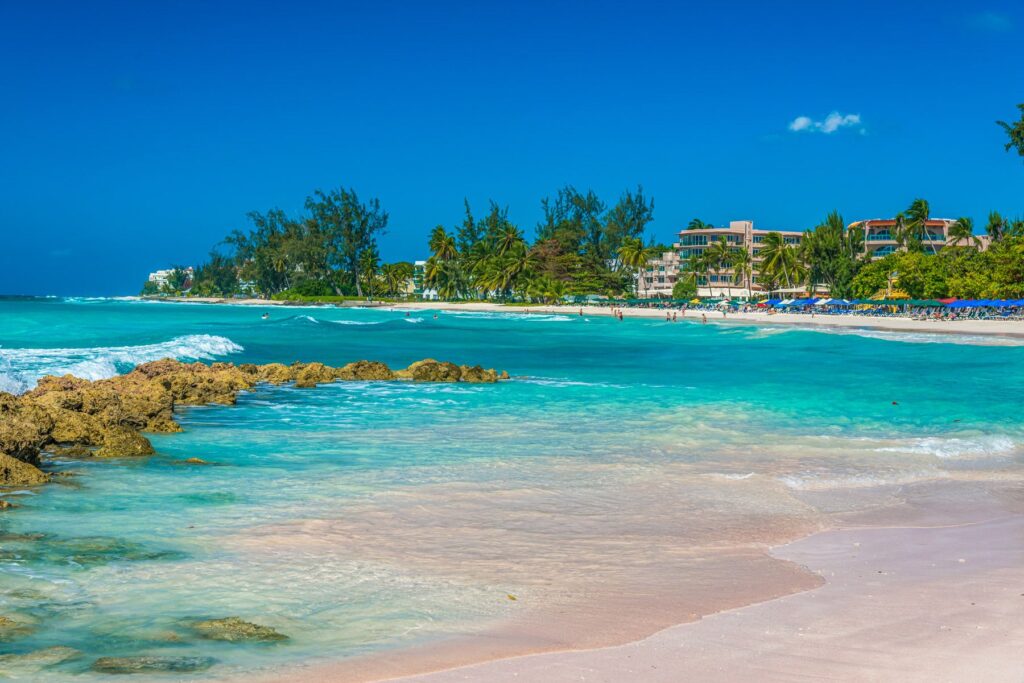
[1,0,1021,295]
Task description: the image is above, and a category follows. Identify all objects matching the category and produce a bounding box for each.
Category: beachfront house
[147,266,194,290]
[848,218,991,259]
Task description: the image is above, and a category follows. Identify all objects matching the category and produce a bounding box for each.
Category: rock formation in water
[0,358,508,486]
[190,616,289,642]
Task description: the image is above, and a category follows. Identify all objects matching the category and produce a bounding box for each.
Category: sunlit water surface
[1,297,1023,679]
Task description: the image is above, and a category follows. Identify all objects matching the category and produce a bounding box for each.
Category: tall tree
[686,218,710,230]
[987,211,1009,242]
[617,237,655,296]
[996,104,1024,160]
[758,232,800,292]
[705,237,734,297]
[947,217,979,248]
[456,199,482,254]
[904,198,937,254]
[799,211,864,297]
[731,248,753,294]
[306,187,388,298]
[604,186,655,260]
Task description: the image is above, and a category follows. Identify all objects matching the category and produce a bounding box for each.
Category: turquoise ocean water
[1,297,1023,679]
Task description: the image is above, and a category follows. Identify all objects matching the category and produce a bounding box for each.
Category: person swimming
[261,313,269,320]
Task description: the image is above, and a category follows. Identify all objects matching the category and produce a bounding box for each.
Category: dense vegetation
[146,105,1024,301]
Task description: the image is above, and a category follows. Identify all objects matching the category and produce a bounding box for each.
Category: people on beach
[701,313,707,324]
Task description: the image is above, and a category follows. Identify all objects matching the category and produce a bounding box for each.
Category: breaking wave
[875,435,1018,460]
[0,335,243,394]
[799,326,1024,347]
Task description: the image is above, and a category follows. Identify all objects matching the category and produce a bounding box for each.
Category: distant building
[849,218,991,259]
[640,220,803,296]
[147,266,194,289]
[412,260,438,300]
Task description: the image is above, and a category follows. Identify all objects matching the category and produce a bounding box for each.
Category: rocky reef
[0,358,508,487]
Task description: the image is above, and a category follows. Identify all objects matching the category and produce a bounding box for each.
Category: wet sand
[237,468,1024,683]
[382,513,1024,683]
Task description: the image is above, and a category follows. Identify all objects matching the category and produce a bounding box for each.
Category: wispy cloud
[967,11,1013,32]
[788,112,864,135]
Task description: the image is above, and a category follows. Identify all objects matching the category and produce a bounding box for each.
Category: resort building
[852,218,945,259]
[848,218,991,259]
[640,220,803,296]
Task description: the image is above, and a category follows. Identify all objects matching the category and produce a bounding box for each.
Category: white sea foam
[0,334,243,394]
[440,311,572,322]
[778,470,949,491]
[798,326,1024,347]
[875,435,1018,460]
[519,377,627,389]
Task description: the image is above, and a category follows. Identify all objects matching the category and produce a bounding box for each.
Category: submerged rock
[0,452,50,487]
[0,499,18,510]
[0,535,185,567]
[0,646,81,674]
[0,614,37,640]
[92,655,216,674]
[190,616,288,642]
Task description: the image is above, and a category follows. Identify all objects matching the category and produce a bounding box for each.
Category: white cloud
[788,111,863,134]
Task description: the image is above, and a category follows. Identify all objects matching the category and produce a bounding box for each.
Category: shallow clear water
[1,297,1023,679]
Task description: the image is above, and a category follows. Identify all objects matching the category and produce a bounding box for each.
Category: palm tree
[617,237,654,297]
[904,198,937,254]
[685,252,709,296]
[379,262,413,297]
[997,104,1024,160]
[758,232,798,291]
[731,248,752,296]
[687,218,710,231]
[494,225,525,256]
[428,226,458,261]
[705,237,733,297]
[946,217,978,248]
[986,211,1008,242]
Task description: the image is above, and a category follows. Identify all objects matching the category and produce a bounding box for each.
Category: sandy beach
[397,301,1024,340]
[250,483,1024,683]
[155,297,1024,340]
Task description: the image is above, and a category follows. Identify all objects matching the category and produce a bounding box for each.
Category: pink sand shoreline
[239,497,1024,683]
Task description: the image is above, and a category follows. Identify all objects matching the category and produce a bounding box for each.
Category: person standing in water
[701,313,707,324]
